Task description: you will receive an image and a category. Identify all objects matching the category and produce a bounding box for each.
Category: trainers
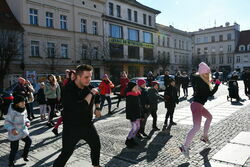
[52,128,59,136]
[140,132,148,137]
[179,144,190,159]
[152,127,160,131]
[200,136,211,144]
[170,121,177,125]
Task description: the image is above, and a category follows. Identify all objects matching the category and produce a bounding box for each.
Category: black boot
[9,161,15,167]
[130,138,138,146]
[125,138,134,148]
[52,128,59,136]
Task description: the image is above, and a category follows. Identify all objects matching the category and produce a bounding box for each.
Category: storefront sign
[109,38,154,49]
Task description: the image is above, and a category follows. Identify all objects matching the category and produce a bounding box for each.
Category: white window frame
[60,15,67,30]
[29,8,38,25]
[81,19,87,33]
[61,44,68,58]
[31,40,39,57]
[92,21,98,35]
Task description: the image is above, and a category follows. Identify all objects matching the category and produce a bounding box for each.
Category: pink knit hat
[198,62,211,74]
[137,79,146,86]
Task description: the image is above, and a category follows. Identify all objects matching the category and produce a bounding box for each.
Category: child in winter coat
[125,81,142,148]
[148,81,164,130]
[37,82,47,120]
[99,74,114,115]
[163,78,179,130]
[4,95,32,167]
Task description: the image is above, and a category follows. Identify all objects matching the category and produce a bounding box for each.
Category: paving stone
[230,132,250,146]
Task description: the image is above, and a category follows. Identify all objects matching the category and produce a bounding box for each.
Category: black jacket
[148,87,163,110]
[164,75,171,87]
[139,87,150,114]
[126,92,142,121]
[193,76,219,105]
[164,85,179,108]
[62,81,100,127]
[181,76,190,88]
[37,88,46,104]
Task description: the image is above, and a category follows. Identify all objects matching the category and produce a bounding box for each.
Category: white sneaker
[179,144,190,159]
[200,136,211,144]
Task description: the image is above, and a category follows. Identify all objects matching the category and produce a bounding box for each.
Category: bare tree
[157,52,170,72]
[0,29,23,89]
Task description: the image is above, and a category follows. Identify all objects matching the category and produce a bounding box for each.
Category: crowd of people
[3,63,250,167]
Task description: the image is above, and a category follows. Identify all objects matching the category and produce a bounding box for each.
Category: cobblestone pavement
[0,81,250,167]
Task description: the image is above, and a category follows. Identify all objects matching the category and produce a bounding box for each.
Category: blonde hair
[200,73,212,90]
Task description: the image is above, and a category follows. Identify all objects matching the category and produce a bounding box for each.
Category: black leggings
[150,109,158,128]
[47,98,57,122]
[164,106,175,125]
[100,95,111,112]
[183,87,188,96]
[9,136,32,163]
[53,125,101,166]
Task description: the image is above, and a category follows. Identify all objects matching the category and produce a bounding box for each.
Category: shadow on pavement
[200,147,211,167]
[178,162,190,167]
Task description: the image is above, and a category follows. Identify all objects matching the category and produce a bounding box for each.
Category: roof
[235,30,250,53]
[118,0,161,14]
[0,0,24,31]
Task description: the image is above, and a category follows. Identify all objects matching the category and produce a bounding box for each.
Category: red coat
[99,80,114,95]
[120,77,129,96]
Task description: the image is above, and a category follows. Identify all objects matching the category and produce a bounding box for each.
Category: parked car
[90,80,102,88]
[155,75,175,91]
[130,77,148,85]
[227,71,241,80]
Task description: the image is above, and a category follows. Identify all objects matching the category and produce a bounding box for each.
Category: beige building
[102,0,160,82]
[234,30,250,71]
[156,24,192,74]
[192,22,240,72]
[6,0,106,81]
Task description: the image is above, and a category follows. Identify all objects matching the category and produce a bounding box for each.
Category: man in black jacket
[53,65,101,167]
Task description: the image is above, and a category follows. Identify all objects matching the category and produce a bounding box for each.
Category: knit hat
[198,62,211,74]
[126,81,137,92]
[151,81,159,87]
[18,77,26,84]
[137,79,146,86]
[13,95,26,105]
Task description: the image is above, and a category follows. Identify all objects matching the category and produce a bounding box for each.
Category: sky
[137,0,250,32]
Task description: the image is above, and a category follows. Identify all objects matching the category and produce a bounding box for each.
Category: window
[174,39,177,48]
[212,56,216,64]
[219,35,223,41]
[228,56,232,63]
[179,40,181,49]
[144,48,153,60]
[61,44,68,58]
[186,41,188,50]
[110,24,122,38]
[211,46,216,53]
[92,47,98,59]
[110,44,123,58]
[163,36,165,46]
[219,56,224,64]
[46,12,53,28]
[182,41,184,49]
[175,55,177,63]
[109,3,114,16]
[204,47,208,54]
[236,56,240,63]
[239,45,245,51]
[219,46,223,52]
[158,35,160,45]
[60,15,67,30]
[81,44,87,59]
[128,28,139,41]
[244,55,248,62]
[211,36,215,42]
[80,19,87,33]
[143,32,152,43]
[92,21,98,35]
[29,9,38,25]
[116,5,121,17]
[158,51,161,58]
[47,42,55,57]
[31,41,39,57]
[228,45,232,52]
[197,48,201,55]
[128,46,139,59]
[204,37,208,43]
[196,38,201,43]
[128,9,132,21]
[148,15,152,26]
[143,14,146,25]
[227,33,232,40]
[248,44,250,51]
[134,11,138,22]
[167,37,170,47]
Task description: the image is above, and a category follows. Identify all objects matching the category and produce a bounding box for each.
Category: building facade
[6,0,106,81]
[234,30,250,71]
[192,22,240,72]
[102,0,160,83]
[156,24,192,74]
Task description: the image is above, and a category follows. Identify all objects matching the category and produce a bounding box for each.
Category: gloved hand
[215,79,221,85]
